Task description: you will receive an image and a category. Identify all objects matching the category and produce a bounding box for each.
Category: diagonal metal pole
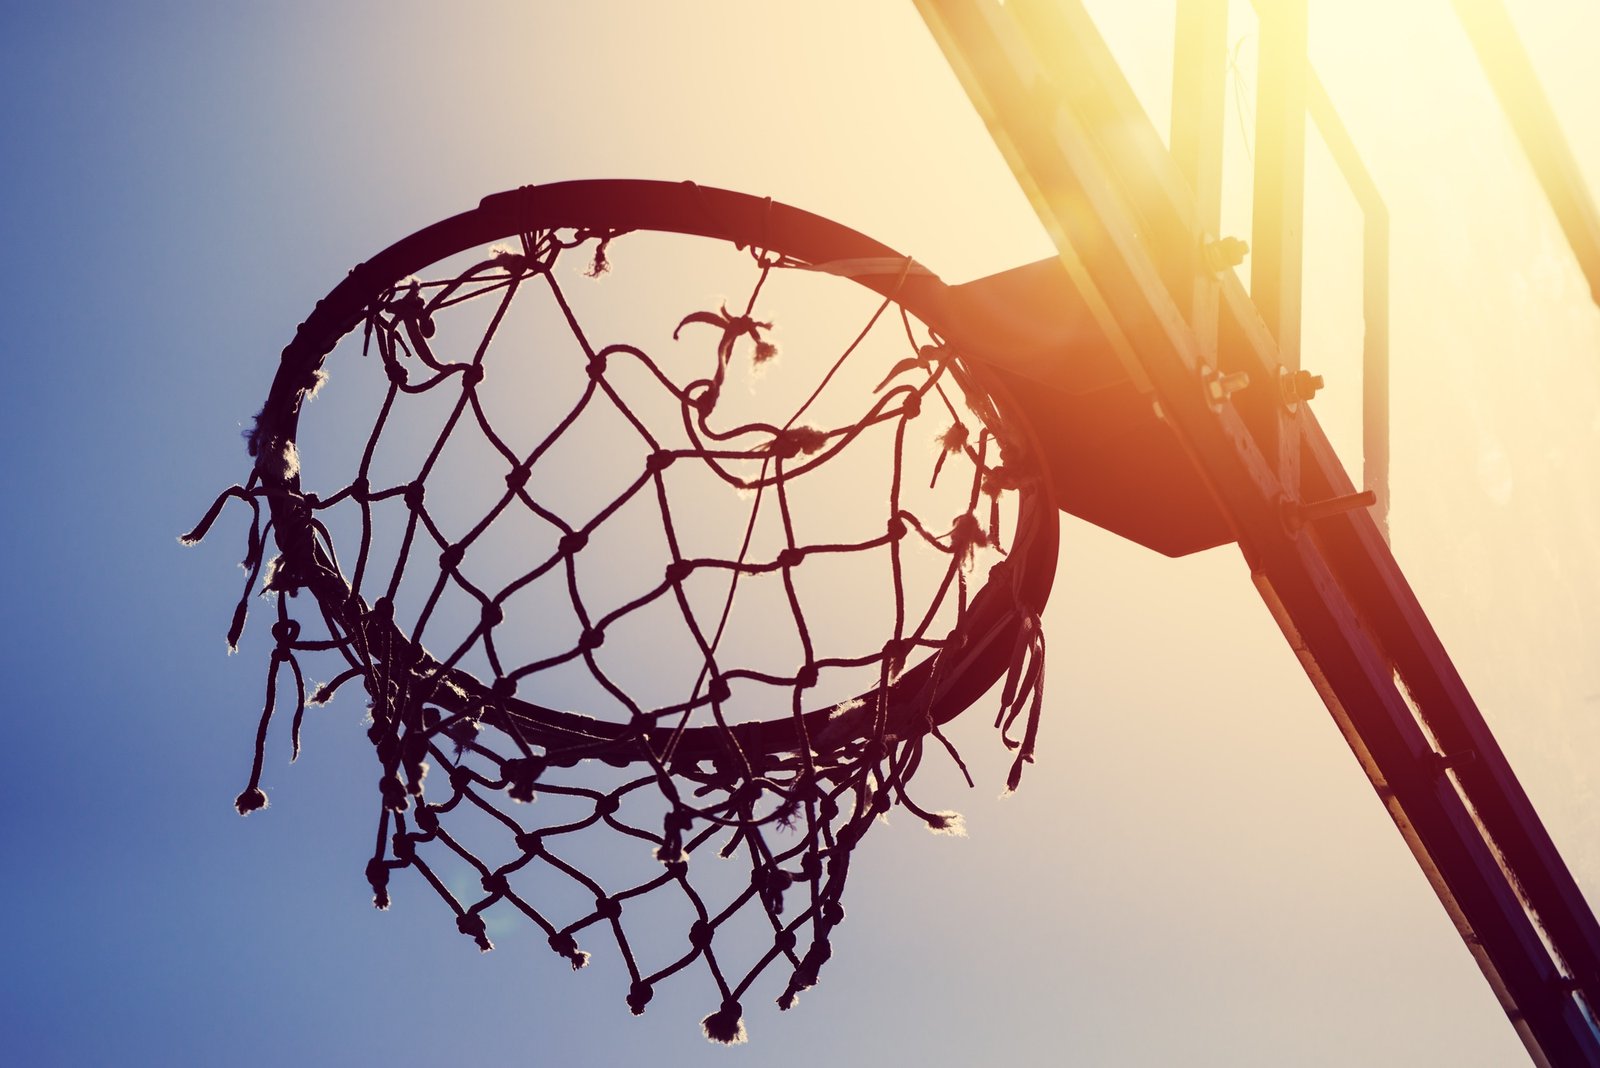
[1452,0,1600,307]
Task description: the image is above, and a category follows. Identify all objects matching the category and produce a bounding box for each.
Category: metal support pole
[1305,76,1389,540]
[1250,0,1307,374]
[1250,0,1308,498]
[1171,0,1229,366]
[1452,0,1600,308]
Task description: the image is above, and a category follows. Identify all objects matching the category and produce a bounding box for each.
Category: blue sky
[2,2,1596,1065]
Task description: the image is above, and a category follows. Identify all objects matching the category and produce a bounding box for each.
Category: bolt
[1205,370,1251,404]
[1287,489,1378,527]
[1205,236,1249,271]
[1283,368,1326,404]
[1424,749,1477,778]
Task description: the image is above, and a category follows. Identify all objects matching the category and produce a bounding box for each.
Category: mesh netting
[185,182,1055,1043]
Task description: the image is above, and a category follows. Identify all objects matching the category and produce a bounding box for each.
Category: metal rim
[254,179,1058,768]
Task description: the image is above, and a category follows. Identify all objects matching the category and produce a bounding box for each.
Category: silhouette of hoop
[189,179,1058,1042]
[243,180,1056,771]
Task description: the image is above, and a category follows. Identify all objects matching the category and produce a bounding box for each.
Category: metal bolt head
[1205,369,1251,403]
[1283,368,1325,404]
[1205,236,1249,271]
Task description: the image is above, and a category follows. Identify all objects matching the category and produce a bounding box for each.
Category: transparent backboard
[921,0,1600,1051]
[1167,0,1600,917]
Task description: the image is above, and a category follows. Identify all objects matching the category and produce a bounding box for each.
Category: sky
[1,2,1596,1065]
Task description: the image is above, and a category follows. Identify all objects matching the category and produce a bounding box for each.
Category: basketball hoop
[186,180,1056,1042]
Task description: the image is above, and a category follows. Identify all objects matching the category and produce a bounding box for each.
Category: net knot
[559,531,589,556]
[391,832,417,864]
[481,602,504,628]
[701,1000,747,1045]
[502,756,545,803]
[234,787,268,815]
[762,425,829,460]
[391,285,426,321]
[578,627,605,652]
[270,619,301,647]
[548,932,590,970]
[364,857,390,909]
[707,676,731,704]
[401,731,428,763]
[414,805,440,834]
[880,637,913,682]
[689,382,719,415]
[795,663,818,688]
[688,920,714,951]
[940,421,970,454]
[490,676,516,700]
[664,558,693,584]
[774,929,797,953]
[439,543,464,571]
[515,831,544,856]
[753,866,792,912]
[460,363,485,388]
[595,896,622,921]
[793,935,833,991]
[456,911,492,951]
[627,980,654,1015]
[481,873,509,896]
[380,774,410,812]
[594,792,620,816]
[900,390,922,418]
[504,464,530,491]
[645,449,675,474]
[949,512,989,568]
[983,465,1021,496]
[720,782,759,817]
[403,483,425,511]
[490,247,528,275]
